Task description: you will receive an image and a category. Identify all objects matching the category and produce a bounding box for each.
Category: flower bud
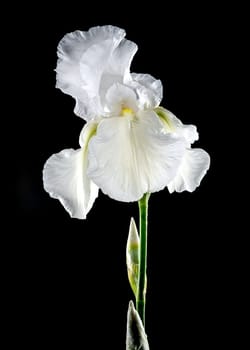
[126,218,140,297]
[126,300,149,350]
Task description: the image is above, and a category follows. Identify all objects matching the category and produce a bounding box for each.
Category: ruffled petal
[79,39,120,98]
[167,148,210,193]
[107,38,138,79]
[87,111,186,202]
[43,123,99,219]
[130,73,163,109]
[80,35,137,114]
[56,26,126,120]
[155,107,198,144]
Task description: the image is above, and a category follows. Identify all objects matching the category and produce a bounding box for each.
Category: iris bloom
[43,25,210,219]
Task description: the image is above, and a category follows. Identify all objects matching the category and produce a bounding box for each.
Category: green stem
[136,193,150,326]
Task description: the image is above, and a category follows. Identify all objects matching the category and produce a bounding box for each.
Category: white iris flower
[43,25,210,219]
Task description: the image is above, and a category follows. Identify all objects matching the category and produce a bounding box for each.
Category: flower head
[43,25,210,219]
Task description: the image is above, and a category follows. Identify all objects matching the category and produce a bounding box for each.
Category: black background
[12,2,234,349]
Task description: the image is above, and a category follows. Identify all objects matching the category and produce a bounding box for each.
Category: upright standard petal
[56,26,126,120]
[107,39,137,79]
[79,35,137,114]
[167,148,210,193]
[87,111,186,202]
[130,73,163,109]
[43,123,98,219]
[96,39,138,111]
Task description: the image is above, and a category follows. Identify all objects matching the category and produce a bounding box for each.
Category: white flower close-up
[43,25,210,219]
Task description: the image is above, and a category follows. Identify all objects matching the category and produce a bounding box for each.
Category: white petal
[155,107,198,144]
[56,26,125,120]
[167,148,210,193]
[130,73,163,109]
[96,39,137,109]
[87,111,186,202]
[107,38,138,79]
[79,38,120,98]
[80,37,137,113]
[104,83,138,115]
[43,123,99,219]
[73,94,99,120]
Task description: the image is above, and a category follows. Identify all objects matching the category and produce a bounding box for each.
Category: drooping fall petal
[87,110,186,202]
[167,148,210,193]
[43,123,98,219]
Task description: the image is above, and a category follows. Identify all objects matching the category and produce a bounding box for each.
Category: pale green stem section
[136,193,150,326]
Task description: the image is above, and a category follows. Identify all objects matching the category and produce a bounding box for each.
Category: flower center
[121,107,134,117]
